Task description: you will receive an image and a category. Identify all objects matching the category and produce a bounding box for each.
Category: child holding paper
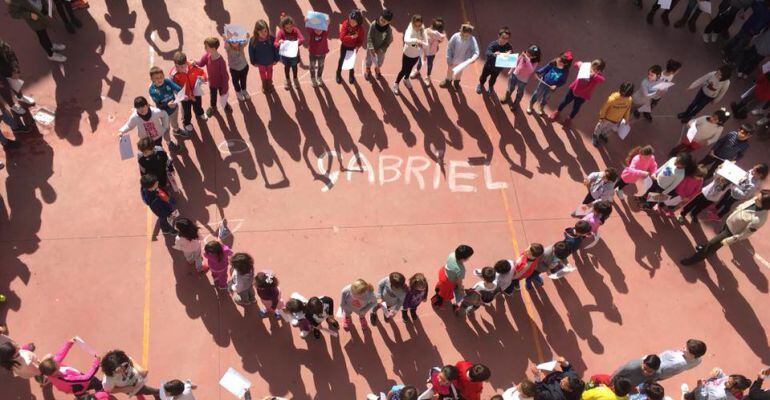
[196,37,231,116]
[335,10,365,84]
[148,67,186,146]
[581,168,618,204]
[203,240,232,289]
[372,272,407,325]
[366,385,418,400]
[631,65,662,121]
[507,243,545,291]
[137,137,174,190]
[307,25,329,87]
[100,350,159,399]
[678,65,732,123]
[118,96,170,149]
[529,51,573,115]
[657,165,707,216]
[615,145,658,201]
[173,217,203,272]
[502,44,541,110]
[340,278,377,331]
[471,266,497,304]
[304,296,339,339]
[170,51,208,133]
[248,20,280,94]
[229,253,256,306]
[364,9,394,81]
[402,273,428,321]
[140,174,177,235]
[275,15,304,90]
[411,17,446,85]
[700,124,754,179]
[592,82,634,146]
[670,108,729,156]
[255,271,284,319]
[639,153,693,210]
[0,40,36,114]
[392,14,428,95]
[440,23,479,89]
[476,26,513,96]
[678,175,734,222]
[39,338,102,396]
[551,59,606,125]
[714,163,768,217]
[224,31,250,101]
[162,379,196,400]
[647,59,682,118]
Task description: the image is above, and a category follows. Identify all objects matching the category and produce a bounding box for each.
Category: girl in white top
[0,333,40,379]
[118,96,170,145]
[670,109,729,156]
[392,14,428,95]
[172,217,203,272]
[410,18,446,85]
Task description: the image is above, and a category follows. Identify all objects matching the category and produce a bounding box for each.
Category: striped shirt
[711,131,749,161]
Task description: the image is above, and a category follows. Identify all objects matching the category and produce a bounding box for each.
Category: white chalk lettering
[379,155,403,185]
[448,160,478,193]
[484,165,508,189]
[346,152,375,184]
[405,156,431,190]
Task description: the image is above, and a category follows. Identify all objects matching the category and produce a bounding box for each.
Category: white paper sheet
[686,122,698,142]
[618,119,630,140]
[452,58,474,75]
[305,11,330,31]
[193,77,204,97]
[224,24,248,43]
[537,360,558,371]
[571,204,591,217]
[219,368,252,398]
[73,336,97,355]
[503,386,532,400]
[218,92,229,109]
[174,89,187,105]
[658,0,673,9]
[548,265,577,279]
[577,61,592,80]
[279,40,299,58]
[716,161,747,185]
[6,78,23,93]
[652,81,675,91]
[47,0,52,17]
[341,50,356,70]
[417,388,434,400]
[698,0,712,14]
[495,53,519,69]
[119,135,133,160]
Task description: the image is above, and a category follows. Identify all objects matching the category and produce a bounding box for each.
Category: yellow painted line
[141,209,153,367]
[499,189,545,361]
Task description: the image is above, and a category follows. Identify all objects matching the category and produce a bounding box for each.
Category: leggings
[478,65,502,88]
[529,81,555,107]
[209,86,226,108]
[681,193,713,218]
[53,0,77,26]
[310,54,325,79]
[557,89,586,118]
[181,96,204,125]
[336,45,356,78]
[396,54,419,83]
[257,64,273,81]
[34,29,53,56]
[230,66,248,92]
[415,54,436,76]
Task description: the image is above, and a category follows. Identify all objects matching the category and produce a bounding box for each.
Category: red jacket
[456,361,484,400]
[755,71,770,101]
[169,62,207,97]
[339,20,365,48]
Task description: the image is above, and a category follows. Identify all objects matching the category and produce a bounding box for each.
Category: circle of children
[4,1,770,399]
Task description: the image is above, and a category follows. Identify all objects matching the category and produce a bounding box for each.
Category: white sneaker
[18,95,35,106]
[52,43,66,52]
[681,384,690,396]
[615,188,626,200]
[702,33,710,43]
[409,70,419,79]
[299,330,309,338]
[367,395,379,400]
[392,83,400,95]
[184,124,194,132]
[751,108,764,116]
[403,78,412,89]
[11,104,26,115]
[710,33,719,42]
[47,53,67,62]
[236,91,245,101]
[242,91,250,100]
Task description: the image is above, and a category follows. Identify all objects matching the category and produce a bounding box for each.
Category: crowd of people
[2,0,770,399]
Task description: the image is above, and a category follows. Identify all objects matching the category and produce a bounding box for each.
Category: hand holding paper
[577,61,592,80]
[495,53,519,69]
[279,40,299,58]
[341,50,357,70]
[537,360,558,371]
[453,58,474,75]
[219,368,252,399]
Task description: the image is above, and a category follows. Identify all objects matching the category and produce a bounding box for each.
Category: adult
[681,191,770,265]
[749,368,770,400]
[683,368,751,400]
[734,28,770,79]
[531,357,585,400]
[723,0,770,61]
[5,0,67,62]
[610,354,661,388]
[731,64,770,119]
[657,339,707,381]
[0,40,35,115]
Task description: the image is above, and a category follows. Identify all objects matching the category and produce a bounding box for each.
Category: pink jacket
[513,53,538,82]
[674,176,704,199]
[581,212,603,234]
[48,340,99,395]
[569,61,605,100]
[621,154,658,183]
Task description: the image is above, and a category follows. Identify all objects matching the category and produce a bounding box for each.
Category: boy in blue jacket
[148,66,186,151]
[141,174,177,234]
[476,26,512,96]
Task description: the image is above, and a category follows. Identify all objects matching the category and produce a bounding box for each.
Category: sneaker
[384,313,391,323]
[205,107,215,117]
[702,33,710,43]
[453,80,461,89]
[591,135,600,147]
[349,75,356,85]
[313,329,321,339]
[402,309,410,321]
[47,53,67,62]
[536,105,545,116]
[439,79,451,88]
[197,113,208,121]
[273,311,282,320]
[615,187,626,200]
[257,308,267,317]
[335,74,342,84]
[18,95,35,106]
[364,70,372,81]
[52,43,66,52]
[643,112,653,121]
[403,78,412,89]
[676,215,685,223]
[710,33,719,42]
[599,134,608,143]
[359,315,369,331]
[410,308,418,320]
[284,81,291,90]
[342,316,352,331]
[293,76,300,88]
[11,104,26,115]
[299,330,309,338]
[423,77,431,86]
[526,107,533,114]
[311,77,319,87]
[681,384,690,397]
[391,83,400,95]
[224,104,232,113]
[548,110,559,120]
[174,128,191,137]
[513,280,521,291]
[751,108,765,116]
[409,70,419,79]
[487,87,496,97]
[367,394,380,400]
[184,124,194,132]
[168,141,181,152]
[236,91,245,101]
[369,312,378,326]
[475,84,482,94]
[242,91,250,100]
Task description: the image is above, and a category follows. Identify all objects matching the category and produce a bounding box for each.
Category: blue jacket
[148,78,181,115]
[483,40,513,68]
[446,32,479,63]
[248,36,280,66]
[141,187,174,219]
[536,63,569,87]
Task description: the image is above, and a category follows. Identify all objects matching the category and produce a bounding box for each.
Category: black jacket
[536,363,584,400]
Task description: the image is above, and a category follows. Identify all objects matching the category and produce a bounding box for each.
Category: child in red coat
[335,9,365,84]
[170,51,208,133]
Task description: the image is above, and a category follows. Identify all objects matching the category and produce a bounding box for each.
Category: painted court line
[142,210,153,367]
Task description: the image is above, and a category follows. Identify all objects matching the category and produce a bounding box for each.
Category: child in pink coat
[203,240,233,289]
[657,165,706,217]
[615,145,658,200]
[38,338,102,396]
[550,59,606,125]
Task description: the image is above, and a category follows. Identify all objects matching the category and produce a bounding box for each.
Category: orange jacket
[169,62,207,97]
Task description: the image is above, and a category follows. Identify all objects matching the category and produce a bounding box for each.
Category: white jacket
[402,23,428,58]
[689,71,730,103]
[119,107,169,141]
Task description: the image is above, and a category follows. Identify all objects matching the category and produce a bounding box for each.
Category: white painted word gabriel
[316,152,508,193]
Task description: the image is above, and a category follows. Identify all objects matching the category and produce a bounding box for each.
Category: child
[640,153,693,210]
[140,174,176,234]
[431,244,474,308]
[307,24,329,87]
[551,59,606,125]
[203,240,232,290]
[196,37,231,116]
[508,243,545,291]
[629,382,665,400]
[162,379,196,400]
[100,350,159,399]
[393,15,428,95]
[411,17,446,85]
[364,9,394,81]
[284,298,311,336]
[714,163,768,217]
[580,201,612,249]
[304,296,339,339]
[670,108,729,156]
[476,26,513,95]
[529,242,571,288]
[255,271,284,319]
[170,51,208,133]
[678,65,732,123]
[373,272,407,325]
[471,266,497,304]
[592,82,634,146]
[529,51,573,115]
[649,59,682,118]
[118,96,170,149]
[616,145,658,201]
[137,137,174,191]
[248,20,280,94]
[678,175,734,222]
[455,288,482,315]
[682,369,751,400]
[582,168,618,205]
[582,376,633,400]
[173,217,203,272]
[39,338,101,396]
[631,65,662,121]
[700,123,754,179]
[501,380,538,400]
[502,44,541,109]
[148,67,187,146]
[425,365,461,399]
[223,31,250,101]
[339,278,377,331]
[0,337,38,379]
[229,253,256,306]
[367,385,418,400]
[402,273,428,321]
[563,220,592,258]
[275,15,304,90]
[335,10,365,84]
[440,23,479,89]
[658,166,707,216]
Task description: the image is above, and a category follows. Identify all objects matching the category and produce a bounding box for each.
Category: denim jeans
[415,54,436,75]
[506,74,528,104]
[680,88,713,120]
[530,81,555,107]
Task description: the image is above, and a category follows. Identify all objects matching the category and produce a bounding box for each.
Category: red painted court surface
[2,0,770,399]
